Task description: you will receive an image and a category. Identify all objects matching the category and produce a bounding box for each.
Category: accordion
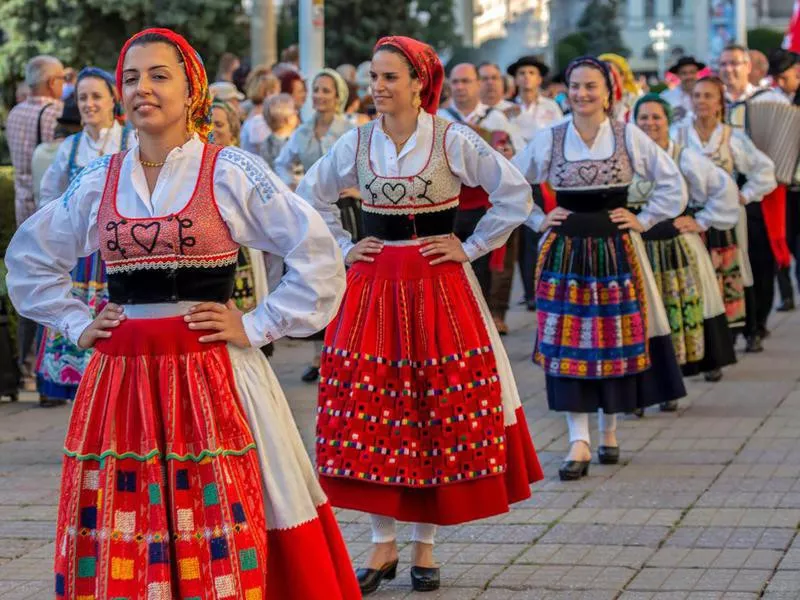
[746,102,800,185]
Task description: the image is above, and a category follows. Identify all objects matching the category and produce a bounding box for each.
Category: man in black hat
[507,55,563,145]
[661,56,706,121]
[769,49,800,311]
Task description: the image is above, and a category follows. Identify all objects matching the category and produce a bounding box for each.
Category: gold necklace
[140,158,166,168]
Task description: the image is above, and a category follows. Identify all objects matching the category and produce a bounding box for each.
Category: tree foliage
[747,27,785,55]
[555,32,589,71]
[576,0,629,57]
[275,0,457,68]
[0,0,249,85]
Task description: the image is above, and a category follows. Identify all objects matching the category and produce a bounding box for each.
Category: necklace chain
[140,158,166,168]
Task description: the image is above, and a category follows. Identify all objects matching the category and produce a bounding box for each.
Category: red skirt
[55,318,267,599]
[316,245,543,525]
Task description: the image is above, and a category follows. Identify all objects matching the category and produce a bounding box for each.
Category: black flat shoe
[745,335,764,353]
[704,369,723,382]
[597,445,620,465]
[410,566,440,592]
[757,327,771,339]
[356,559,398,595]
[631,408,644,418]
[660,400,680,411]
[301,365,320,382]
[526,300,537,312]
[558,460,590,481]
[777,299,795,312]
[39,395,66,408]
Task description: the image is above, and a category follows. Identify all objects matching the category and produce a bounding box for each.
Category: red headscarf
[373,36,444,114]
[115,28,212,141]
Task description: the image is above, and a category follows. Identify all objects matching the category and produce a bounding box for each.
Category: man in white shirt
[720,43,790,349]
[478,62,517,115]
[661,56,705,122]
[506,55,563,145]
[749,49,771,88]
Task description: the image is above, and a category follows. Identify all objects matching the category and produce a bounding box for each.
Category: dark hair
[477,62,501,74]
[374,44,419,79]
[127,32,185,67]
[345,81,360,110]
[217,52,239,77]
[695,75,727,121]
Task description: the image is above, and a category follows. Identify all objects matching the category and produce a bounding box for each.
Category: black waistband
[361,208,458,241]
[555,186,629,212]
[107,264,236,305]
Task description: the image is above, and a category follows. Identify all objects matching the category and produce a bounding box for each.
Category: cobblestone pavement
[1,291,800,599]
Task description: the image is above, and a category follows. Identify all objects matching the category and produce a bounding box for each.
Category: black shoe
[39,395,66,408]
[301,365,320,382]
[410,566,440,592]
[597,445,620,465]
[745,335,764,353]
[660,400,680,412]
[777,299,795,312]
[758,326,771,339]
[704,369,723,383]
[631,408,645,418]
[558,460,590,481]
[356,559,398,595]
[526,300,537,312]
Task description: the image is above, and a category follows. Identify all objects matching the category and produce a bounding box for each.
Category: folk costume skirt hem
[535,219,686,415]
[316,244,543,526]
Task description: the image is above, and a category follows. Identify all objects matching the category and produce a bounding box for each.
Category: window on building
[645,0,655,19]
[672,0,682,16]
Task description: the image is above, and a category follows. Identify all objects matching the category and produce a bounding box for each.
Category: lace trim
[105,252,239,274]
[360,198,459,215]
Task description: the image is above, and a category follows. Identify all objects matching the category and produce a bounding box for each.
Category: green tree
[747,27,784,55]
[577,0,629,57]
[0,0,249,86]
[555,32,589,70]
[323,0,455,68]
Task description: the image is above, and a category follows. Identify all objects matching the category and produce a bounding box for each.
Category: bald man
[749,50,770,87]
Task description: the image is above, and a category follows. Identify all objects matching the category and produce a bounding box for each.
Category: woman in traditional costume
[297,36,543,595]
[629,94,739,403]
[275,68,361,382]
[670,76,777,353]
[513,57,687,481]
[6,28,359,599]
[34,67,134,402]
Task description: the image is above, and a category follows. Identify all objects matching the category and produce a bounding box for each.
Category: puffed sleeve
[626,124,687,230]
[5,156,110,346]
[511,127,553,233]
[273,128,304,188]
[679,147,739,231]
[38,138,72,206]
[294,128,360,257]
[215,147,346,347]
[445,123,533,260]
[729,129,777,204]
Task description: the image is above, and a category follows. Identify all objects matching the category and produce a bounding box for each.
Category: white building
[455,0,550,48]
[550,0,793,73]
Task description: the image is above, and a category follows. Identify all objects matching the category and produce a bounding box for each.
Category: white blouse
[5,135,346,349]
[295,111,533,261]
[240,113,270,156]
[669,121,777,205]
[513,118,687,233]
[437,102,526,155]
[39,121,129,205]
[670,141,739,231]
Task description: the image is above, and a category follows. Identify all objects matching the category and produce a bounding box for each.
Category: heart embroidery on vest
[381,182,407,204]
[577,165,599,184]
[131,222,161,254]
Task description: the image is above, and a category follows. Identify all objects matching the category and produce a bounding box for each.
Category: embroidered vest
[355,117,462,240]
[97,144,240,304]
[676,124,735,177]
[548,120,634,212]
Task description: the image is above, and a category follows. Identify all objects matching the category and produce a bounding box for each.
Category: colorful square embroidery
[82,470,99,490]
[147,582,171,600]
[116,470,136,492]
[177,509,194,532]
[245,589,263,600]
[210,537,229,560]
[214,574,236,598]
[111,557,134,580]
[148,483,162,505]
[179,557,201,580]
[239,548,258,571]
[77,557,96,577]
[231,502,246,523]
[148,541,169,564]
[175,469,190,490]
[203,483,219,506]
[80,506,97,529]
[114,510,136,534]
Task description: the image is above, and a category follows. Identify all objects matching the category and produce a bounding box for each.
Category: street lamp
[649,21,672,81]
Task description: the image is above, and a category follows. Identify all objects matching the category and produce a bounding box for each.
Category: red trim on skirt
[266,503,361,600]
[320,406,542,525]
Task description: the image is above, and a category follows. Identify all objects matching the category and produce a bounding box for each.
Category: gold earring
[603,98,610,110]
[412,92,421,110]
